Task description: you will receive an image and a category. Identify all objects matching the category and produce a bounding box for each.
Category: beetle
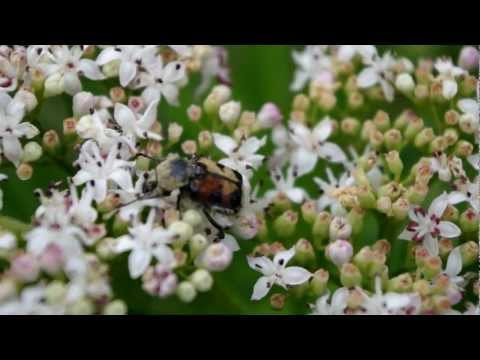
[135,153,244,239]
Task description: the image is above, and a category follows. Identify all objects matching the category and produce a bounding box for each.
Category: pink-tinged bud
[273,210,298,238]
[43,130,60,152]
[63,117,78,137]
[257,102,283,129]
[181,140,197,156]
[460,241,479,267]
[294,238,315,266]
[438,239,454,258]
[387,273,413,293]
[301,200,317,225]
[168,123,183,144]
[128,96,145,113]
[458,46,479,71]
[329,217,352,241]
[373,110,391,132]
[292,94,310,112]
[454,140,474,158]
[198,243,233,272]
[187,104,202,123]
[142,264,178,299]
[10,252,40,282]
[421,256,442,280]
[270,293,286,310]
[309,269,329,297]
[415,246,430,268]
[459,208,479,233]
[326,239,353,268]
[446,285,463,306]
[73,91,95,117]
[39,243,64,274]
[432,295,452,314]
[233,214,259,240]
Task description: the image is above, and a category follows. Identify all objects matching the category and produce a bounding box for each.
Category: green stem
[0,215,32,237]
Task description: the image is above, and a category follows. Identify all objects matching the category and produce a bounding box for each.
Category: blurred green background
[0,45,467,314]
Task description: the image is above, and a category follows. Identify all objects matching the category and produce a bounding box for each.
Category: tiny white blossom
[336,45,377,63]
[434,59,466,100]
[310,287,349,315]
[247,248,312,301]
[265,165,307,204]
[290,45,331,91]
[357,51,396,102]
[314,168,354,216]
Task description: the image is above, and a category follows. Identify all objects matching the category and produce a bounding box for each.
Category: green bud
[414,128,435,148]
[341,117,360,136]
[96,237,118,260]
[392,197,410,221]
[460,241,479,267]
[443,128,458,147]
[177,281,197,303]
[421,256,442,280]
[135,157,150,172]
[404,117,424,141]
[69,298,95,315]
[378,182,404,201]
[376,196,392,216]
[169,221,194,249]
[190,269,214,292]
[270,192,292,215]
[373,110,391,132]
[189,234,208,258]
[368,129,384,150]
[102,59,121,78]
[103,300,128,315]
[312,212,332,249]
[347,207,365,236]
[413,279,431,297]
[361,120,376,142]
[182,209,203,228]
[414,84,429,101]
[16,163,33,181]
[405,183,429,205]
[459,208,479,233]
[454,140,474,158]
[294,238,315,266]
[274,210,298,238]
[387,273,413,293]
[460,74,477,96]
[347,91,364,109]
[357,186,377,209]
[301,200,317,225]
[442,205,459,222]
[309,269,329,297]
[45,281,67,305]
[22,142,43,163]
[384,129,403,151]
[42,130,60,153]
[340,263,362,288]
[385,151,403,180]
[438,239,454,259]
[429,136,448,153]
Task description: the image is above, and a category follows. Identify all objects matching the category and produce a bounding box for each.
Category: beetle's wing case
[155,154,190,191]
[197,158,239,184]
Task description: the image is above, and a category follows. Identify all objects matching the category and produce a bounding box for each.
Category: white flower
[73,140,134,202]
[289,118,347,174]
[434,59,466,100]
[0,231,16,250]
[41,45,104,95]
[290,45,331,91]
[194,46,231,99]
[359,277,421,315]
[344,146,384,190]
[0,285,63,315]
[0,93,39,167]
[247,247,312,301]
[448,177,479,214]
[314,168,354,216]
[213,133,266,179]
[96,45,158,87]
[310,287,349,315]
[115,210,176,279]
[398,193,461,256]
[429,152,457,182]
[357,52,396,102]
[134,54,187,106]
[265,165,307,204]
[218,100,241,125]
[442,247,465,305]
[0,56,19,92]
[114,100,162,145]
[457,98,479,139]
[336,45,377,63]
[76,113,121,151]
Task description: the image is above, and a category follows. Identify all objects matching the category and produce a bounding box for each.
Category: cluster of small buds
[0,44,478,315]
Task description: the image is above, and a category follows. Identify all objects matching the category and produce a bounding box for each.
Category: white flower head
[357,51,396,102]
[247,247,312,301]
[310,287,349,315]
[290,45,331,91]
[265,165,307,204]
[434,59,466,100]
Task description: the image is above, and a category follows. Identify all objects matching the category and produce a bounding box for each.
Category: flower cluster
[0,45,478,315]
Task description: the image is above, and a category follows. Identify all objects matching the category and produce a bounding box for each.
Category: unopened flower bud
[293,94,310,112]
[14,89,38,112]
[372,239,391,256]
[406,182,428,205]
[290,110,306,123]
[326,239,353,268]
[353,247,375,274]
[22,142,43,163]
[312,212,331,248]
[317,91,337,112]
[168,123,183,144]
[395,73,415,93]
[387,273,413,293]
[176,281,197,303]
[356,185,376,209]
[391,197,409,221]
[405,117,424,141]
[73,91,95,117]
[294,238,315,266]
[384,129,403,151]
[219,100,241,126]
[198,130,212,149]
[340,263,362,288]
[329,217,352,241]
[44,73,64,97]
[454,140,473,158]
[181,140,197,156]
[347,91,364,109]
[96,237,118,260]
[414,128,435,148]
[45,281,67,305]
[459,241,479,267]
[199,243,233,272]
[270,293,286,311]
[301,200,317,225]
[432,295,452,314]
[376,196,392,216]
[169,221,193,248]
[443,128,458,147]
[109,86,126,103]
[442,205,459,222]
[421,256,442,280]
[190,269,214,292]
[69,298,95,315]
[187,104,202,122]
[274,210,298,238]
[459,208,479,233]
[233,127,250,143]
[309,269,329,297]
[414,84,429,101]
[459,113,477,135]
[258,102,283,129]
[341,117,360,136]
[347,207,365,236]
[10,252,39,282]
[142,264,178,298]
[458,46,479,71]
[42,129,60,152]
[16,163,33,181]
[102,59,120,78]
[413,279,431,297]
[361,120,376,142]
[368,129,384,150]
[373,110,391,132]
[62,117,77,138]
[460,75,477,96]
[103,300,127,315]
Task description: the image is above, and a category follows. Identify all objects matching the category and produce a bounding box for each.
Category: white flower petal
[96,47,122,65]
[110,169,134,192]
[79,59,105,80]
[318,142,347,163]
[247,256,275,276]
[442,79,458,100]
[63,72,82,96]
[251,276,273,301]
[213,133,237,155]
[423,234,439,256]
[281,266,312,286]
[458,98,478,116]
[357,67,379,88]
[273,247,296,268]
[291,148,317,176]
[2,135,22,167]
[128,249,151,279]
[119,61,137,88]
[445,247,463,278]
[437,221,461,239]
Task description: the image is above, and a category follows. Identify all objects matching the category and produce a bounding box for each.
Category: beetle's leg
[176,188,184,211]
[202,208,225,241]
